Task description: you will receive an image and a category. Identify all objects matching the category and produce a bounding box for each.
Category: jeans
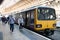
[10,24,14,32]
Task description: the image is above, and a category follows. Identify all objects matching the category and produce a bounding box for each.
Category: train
[15,6,56,36]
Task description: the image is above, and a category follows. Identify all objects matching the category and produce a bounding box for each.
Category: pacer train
[15,6,56,36]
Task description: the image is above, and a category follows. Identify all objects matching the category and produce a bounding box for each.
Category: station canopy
[0,0,60,15]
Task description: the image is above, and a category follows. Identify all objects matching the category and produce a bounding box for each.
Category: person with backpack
[8,15,15,32]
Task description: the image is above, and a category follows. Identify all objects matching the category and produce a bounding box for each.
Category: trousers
[10,24,14,32]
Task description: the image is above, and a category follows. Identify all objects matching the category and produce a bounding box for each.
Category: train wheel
[44,29,54,36]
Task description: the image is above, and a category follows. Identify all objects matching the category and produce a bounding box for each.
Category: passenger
[18,15,24,30]
[7,16,10,24]
[7,16,9,21]
[1,16,7,24]
[8,15,15,32]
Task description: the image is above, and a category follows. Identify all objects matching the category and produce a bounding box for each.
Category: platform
[0,22,50,40]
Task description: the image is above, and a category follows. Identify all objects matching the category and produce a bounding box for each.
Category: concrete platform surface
[0,22,50,40]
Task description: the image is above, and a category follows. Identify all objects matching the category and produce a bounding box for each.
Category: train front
[34,7,56,36]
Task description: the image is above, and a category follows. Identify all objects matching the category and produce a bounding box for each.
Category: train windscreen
[38,8,56,20]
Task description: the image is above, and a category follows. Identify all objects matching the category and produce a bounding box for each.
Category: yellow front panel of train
[34,20,56,31]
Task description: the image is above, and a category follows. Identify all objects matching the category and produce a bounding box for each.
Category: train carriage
[17,6,56,36]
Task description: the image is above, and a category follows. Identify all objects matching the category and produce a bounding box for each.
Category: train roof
[20,5,54,12]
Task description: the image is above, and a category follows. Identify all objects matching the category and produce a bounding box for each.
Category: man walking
[8,15,15,32]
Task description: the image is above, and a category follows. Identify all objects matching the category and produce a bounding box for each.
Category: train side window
[29,10,34,29]
[27,11,31,26]
[30,11,34,24]
[26,10,34,26]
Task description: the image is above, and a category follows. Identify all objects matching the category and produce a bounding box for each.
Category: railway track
[24,28,60,40]
[40,29,60,40]
[44,35,54,40]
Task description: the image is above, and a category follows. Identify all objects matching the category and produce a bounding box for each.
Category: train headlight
[36,24,42,28]
[53,24,56,27]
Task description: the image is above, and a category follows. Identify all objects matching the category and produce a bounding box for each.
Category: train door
[20,12,26,27]
[26,10,35,30]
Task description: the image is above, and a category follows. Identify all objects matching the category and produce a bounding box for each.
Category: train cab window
[38,9,44,20]
[38,8,56,20]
